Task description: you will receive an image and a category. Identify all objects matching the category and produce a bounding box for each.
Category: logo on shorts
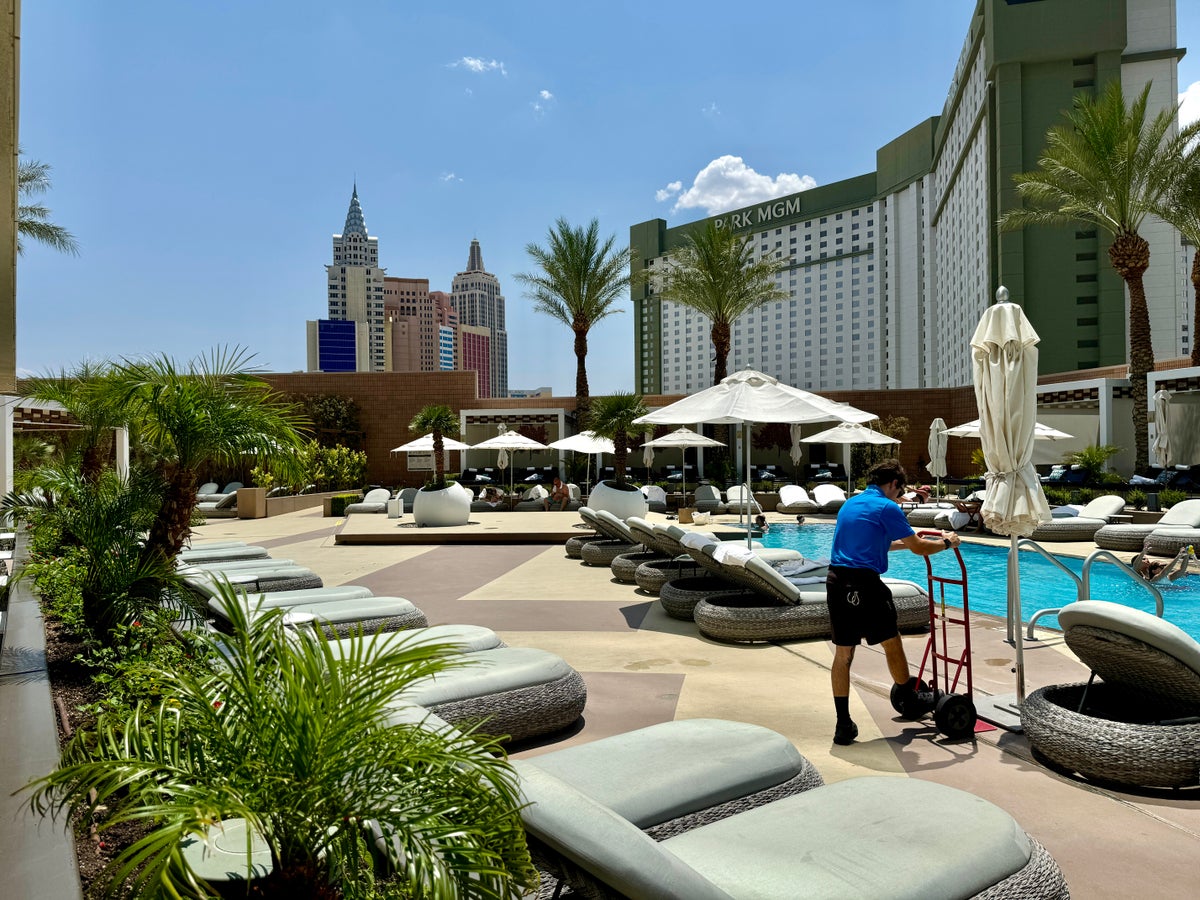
[847,590,861,607]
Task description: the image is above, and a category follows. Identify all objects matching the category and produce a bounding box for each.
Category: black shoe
[833,720,859,745]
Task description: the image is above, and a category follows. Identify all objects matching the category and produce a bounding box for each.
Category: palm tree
[18,153,79,255]
[409,403,460,490]
[515,218,640,419]
[1156,150,1200,366]
[587,392,649,487]
[654,220,789,384]
[27,590,536,898]
[23,360,128,483]
[110,347,308,561]
[998,81,1200,471]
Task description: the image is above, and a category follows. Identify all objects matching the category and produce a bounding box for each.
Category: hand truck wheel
[933,693,976,739]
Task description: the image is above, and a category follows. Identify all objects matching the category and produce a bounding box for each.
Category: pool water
[752,523,1200,639]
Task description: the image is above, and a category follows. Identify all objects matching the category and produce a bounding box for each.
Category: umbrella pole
[745,423,753,549]
[680,447,686,508]
[1009,533,1026,702]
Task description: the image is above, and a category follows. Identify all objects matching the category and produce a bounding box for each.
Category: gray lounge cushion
[329,624,504,660]
[514,718,807,830]
[203,585,375,614]
[400,647,575,707]
[693,485,727,513]
[178,544,268,564]
[662,778,1031,899]
[345,488,392,515]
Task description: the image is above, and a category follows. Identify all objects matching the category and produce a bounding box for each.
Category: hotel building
[452,239,509,398]
[631,0,1190,395]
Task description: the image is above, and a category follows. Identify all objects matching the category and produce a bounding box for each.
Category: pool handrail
[1014,538,1083,642]
[1025,546,1164,639]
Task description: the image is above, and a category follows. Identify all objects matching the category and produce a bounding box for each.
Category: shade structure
[390,433,471,453]
[971,288,1052,719]
[549,431,615,494]
[927,418,948,495]
[636,369,876,545]
[801,421,899,493]
[642,426,726,504]
[941,419,1074,441]
[1152,389,1174,468]
[472,430,550,499]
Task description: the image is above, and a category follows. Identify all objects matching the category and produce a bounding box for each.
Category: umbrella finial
[996,285,1010,304]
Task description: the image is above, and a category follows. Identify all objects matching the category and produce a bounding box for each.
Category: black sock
[834,695,851,724]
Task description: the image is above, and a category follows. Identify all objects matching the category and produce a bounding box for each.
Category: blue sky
[18,1,1200,394]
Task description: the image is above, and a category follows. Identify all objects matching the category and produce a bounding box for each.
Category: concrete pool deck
[196,507,1200,898]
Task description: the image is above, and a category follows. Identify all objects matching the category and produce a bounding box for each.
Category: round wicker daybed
[1144,526,1200,557]
[1020,600,1200,788]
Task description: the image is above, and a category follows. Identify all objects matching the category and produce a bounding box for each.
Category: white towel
[679,531,716,550]
[713,543,755,567]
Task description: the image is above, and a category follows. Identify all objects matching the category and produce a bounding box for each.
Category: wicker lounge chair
[1094,499,1200,551]
[1027,495,1127,542]
[641,483,669,513]
[692,484,727,513]
[905,501,957,528]
[657,532,801,621]
[195,481,221,501]
[625,517,703,594]
[725,484,762,515]
[811,482,847,514]
[1022,600,1200,788]
[775,483,820,515]
[178,544,270,564]
[576,507,639,567]
[688,544,928,643]
[1144,526,1200,556]
[197,491,240,518]
[395,487,418,513]
[520,767,1068,899]
[604,511,674,583]
[343,487,392,515]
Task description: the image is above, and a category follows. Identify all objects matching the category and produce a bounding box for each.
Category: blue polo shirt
[829,484,915,574]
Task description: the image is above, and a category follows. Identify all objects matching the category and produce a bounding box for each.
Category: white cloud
[440,172,463,183]
[539,89,554,101]
[532,89,556,116]
[655,180,683,202]
[1179,80,1200,130]
[662,155,817,216]
[701,102,720,118]
[451,56,507,76]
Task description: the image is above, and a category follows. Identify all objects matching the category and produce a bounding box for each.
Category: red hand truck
[913,530,977,739]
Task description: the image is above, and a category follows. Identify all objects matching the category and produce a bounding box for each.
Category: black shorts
[826,566,898,647]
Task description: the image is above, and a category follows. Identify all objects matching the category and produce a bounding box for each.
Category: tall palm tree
[1156,149,1200,366]
[515,218,640,420]
[998,81,1200,471]
[655,220,789,385]
[111,347,309,561]
[409,403,460,490]
[587,392,648,486]
[24,360,128,483]
[18,153,79,255]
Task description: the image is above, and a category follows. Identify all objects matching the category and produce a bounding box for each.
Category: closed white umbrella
[927,417,948,497]
[801,421,899,493]
[971,287,1052,724]
[636,369,876,546]
[643,426,726,506]
[642,432,655,481]
[789,423,805,468]
[1152,389,1173,468]
[473,430,549,500]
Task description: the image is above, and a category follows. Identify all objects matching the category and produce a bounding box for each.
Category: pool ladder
[1018,540,1163,641]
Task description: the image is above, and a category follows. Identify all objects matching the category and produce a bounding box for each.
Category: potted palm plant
[409,403,471,526]
[586,392,650,519]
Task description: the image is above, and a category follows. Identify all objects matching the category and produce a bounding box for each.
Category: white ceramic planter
[587,480,649,520]
[413,484,471,527]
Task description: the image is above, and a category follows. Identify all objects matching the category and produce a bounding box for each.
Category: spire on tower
[466,238,484,272]
[342,184,368,236]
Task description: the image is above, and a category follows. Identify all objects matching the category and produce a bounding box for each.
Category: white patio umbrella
[390,433,471,453]
[472,430,550,500]
[789,423,805,467]
[636,369,876,546]
[642,426,726,505]
[549,431,615,493]
[801,421,899,493]
[942,419,1074,441]
[927,417,948,497]
[1152,389,1174,468]
[971,287,1052,725]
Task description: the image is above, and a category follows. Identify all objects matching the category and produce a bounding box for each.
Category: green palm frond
[27,583,536,897]
[18,154,79,255]
[409,404,459,488]
[586,392,648,485]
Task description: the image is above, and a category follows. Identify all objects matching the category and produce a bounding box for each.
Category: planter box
[236,487,267,519]
[323,493,363,517]
[266,490,348,518]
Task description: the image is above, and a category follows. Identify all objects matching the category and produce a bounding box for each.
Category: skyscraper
[316,185,387,372]
[451,239,508,398]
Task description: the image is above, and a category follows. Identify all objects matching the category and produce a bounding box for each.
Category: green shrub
[24,544,88,631]
[1043,487,1072,507]
[1160,489,1188,509]
[328,492,362,516]
[1126,489,1146,510]
[1076,488,1099,504]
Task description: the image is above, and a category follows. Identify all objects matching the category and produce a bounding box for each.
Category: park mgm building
[631,0,1192,396]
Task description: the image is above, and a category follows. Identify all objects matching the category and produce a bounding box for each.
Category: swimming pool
[750,523,1200,639]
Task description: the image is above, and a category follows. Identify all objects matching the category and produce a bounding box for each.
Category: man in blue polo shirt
[827,458,961,745]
